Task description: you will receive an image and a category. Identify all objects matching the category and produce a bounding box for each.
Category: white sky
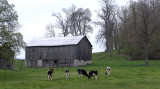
[8,0,129,59]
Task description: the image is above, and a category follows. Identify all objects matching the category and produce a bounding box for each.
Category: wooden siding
[26,45,77,60]
[76,37,92,61]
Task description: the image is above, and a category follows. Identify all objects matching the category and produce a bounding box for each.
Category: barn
[25,36,92,67]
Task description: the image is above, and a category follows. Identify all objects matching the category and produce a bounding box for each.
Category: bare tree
[67,5,77,36]
[75,8,92,35]
[52,12,69,37]
[95,0,117,56]
[45,23,55,37]
[67,5,92,36]
[137,0,160,66]
[45,5,92,37]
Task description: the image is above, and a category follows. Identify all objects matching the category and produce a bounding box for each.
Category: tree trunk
[144,42,149,66]
[108,35,112,56]
[145,54,149,66]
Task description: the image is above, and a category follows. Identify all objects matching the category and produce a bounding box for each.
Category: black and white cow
[105,67,111,76]
[47,69,53,81]
[77,69,88,77]
[88,70,98,80]
[65,69,69,79]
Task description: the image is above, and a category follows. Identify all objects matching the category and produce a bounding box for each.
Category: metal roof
[27,36,86,47]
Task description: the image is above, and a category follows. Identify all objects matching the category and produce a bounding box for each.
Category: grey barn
[25,36,92,67]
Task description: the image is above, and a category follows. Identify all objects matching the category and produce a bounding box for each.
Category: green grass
[0,51,160,89]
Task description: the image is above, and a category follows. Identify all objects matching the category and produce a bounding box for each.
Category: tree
[119,0,160,66]
[68,6,92,36]
[52,12,70,37]
[46,5,92,37]
[118,1,141,59]
[0,0,26,62]
[45,23,55,37]
[137,0,160,66]
[95,0,118,56]
[0,42,14,61]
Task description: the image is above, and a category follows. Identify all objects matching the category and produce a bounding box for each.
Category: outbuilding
[25,36,92,67]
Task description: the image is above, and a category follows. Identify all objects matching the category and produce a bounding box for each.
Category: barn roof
[27,36,92,47]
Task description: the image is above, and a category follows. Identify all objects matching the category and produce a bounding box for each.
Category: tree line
[46,0,160,66]
[119,0,160,66]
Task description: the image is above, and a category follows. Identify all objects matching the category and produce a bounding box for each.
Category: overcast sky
[8,0,129,59]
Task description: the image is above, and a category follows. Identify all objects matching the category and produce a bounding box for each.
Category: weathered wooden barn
[25,36,92,67]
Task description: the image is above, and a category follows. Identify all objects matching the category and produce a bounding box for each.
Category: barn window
[7,64,10,68]
[54,60,57,64]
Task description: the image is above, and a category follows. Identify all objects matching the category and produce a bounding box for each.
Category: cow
[65,69,69,79]
[106,67,111,76]
[88,70,98,80]
[77,69,88,77]
[47,69,53,81]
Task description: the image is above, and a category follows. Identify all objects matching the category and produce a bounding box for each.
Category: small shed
[25,36,92,67]
[0,42,14,69]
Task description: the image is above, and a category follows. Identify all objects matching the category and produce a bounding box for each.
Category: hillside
[0,52,160,89]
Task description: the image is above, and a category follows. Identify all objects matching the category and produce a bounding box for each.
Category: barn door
[53,60,58,67]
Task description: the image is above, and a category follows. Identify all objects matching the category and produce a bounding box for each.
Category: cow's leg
[95,75,97,80]
[66,73,69,79]
[48,75,50,80]
[50,74,53,80]
[78,73,80,77]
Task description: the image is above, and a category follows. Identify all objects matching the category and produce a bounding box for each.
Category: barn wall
[26,46,76,60]
[76,37,92,61]
[73,59,92,67]
[25,46,76,67]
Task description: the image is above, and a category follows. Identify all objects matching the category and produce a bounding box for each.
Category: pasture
[0,52,160,89]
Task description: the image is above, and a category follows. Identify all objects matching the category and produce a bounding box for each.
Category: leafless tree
[45,23,55,37]
[137,0,160,66]
[52,12,69,37]
[46,5,92,37]
[67,5,92,36]
[95,0,118,56]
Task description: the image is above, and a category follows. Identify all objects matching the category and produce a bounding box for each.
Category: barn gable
[25,36,92,67]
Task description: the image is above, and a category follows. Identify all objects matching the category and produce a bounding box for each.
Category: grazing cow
[77,69,88,77]
[106,67,111,76]
[65,69,69,79]
[47,69,54,81]
[88,70,98,80]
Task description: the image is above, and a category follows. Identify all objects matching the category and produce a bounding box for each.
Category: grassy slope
[0,51,160,89]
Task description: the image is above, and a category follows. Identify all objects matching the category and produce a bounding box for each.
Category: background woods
[119,0,160,66]
[1,0,160,68]
[93,0,160,66]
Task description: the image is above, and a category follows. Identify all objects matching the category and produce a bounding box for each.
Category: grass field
[0,51,160,89]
